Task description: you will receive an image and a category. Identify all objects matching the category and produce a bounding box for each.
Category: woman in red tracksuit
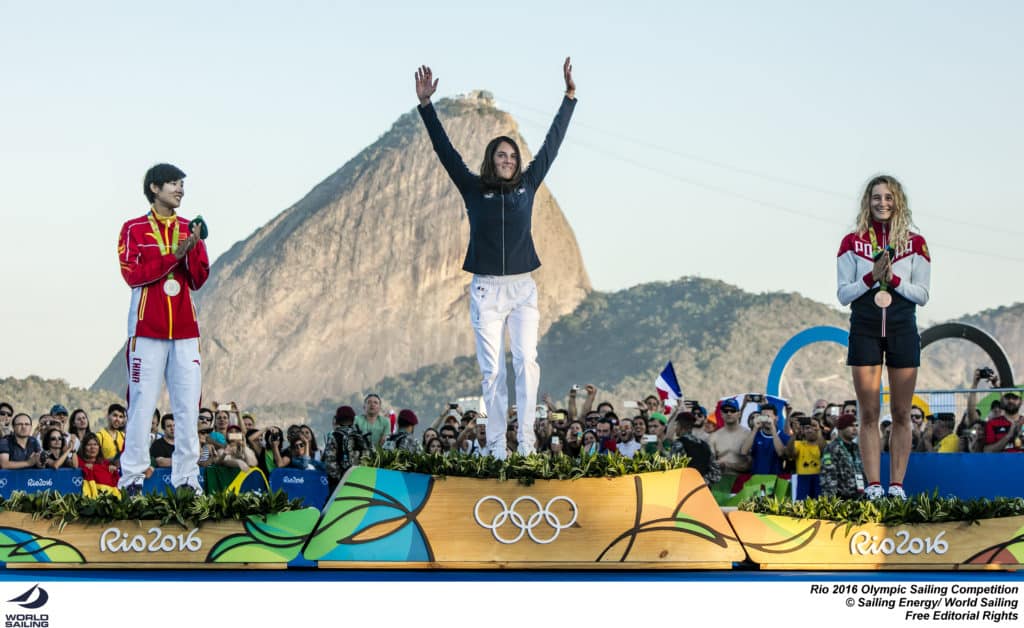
[836,174,930,500]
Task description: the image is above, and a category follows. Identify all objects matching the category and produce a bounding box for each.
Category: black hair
[160,413,174,431]
[143,163,186,203]
[479,136,522,191]
[0,402,13,414]
[108,403,126,415]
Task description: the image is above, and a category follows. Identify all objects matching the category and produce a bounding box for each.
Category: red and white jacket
[118,210,210,340]
[836,222,930,337]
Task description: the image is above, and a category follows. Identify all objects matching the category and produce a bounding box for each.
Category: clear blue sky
[2,1,1022,388]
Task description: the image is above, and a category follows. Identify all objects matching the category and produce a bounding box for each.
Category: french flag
[655,362,683,413]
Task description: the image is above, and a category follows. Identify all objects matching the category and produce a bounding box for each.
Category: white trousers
[469,274,540,459]
[121,336,201,488]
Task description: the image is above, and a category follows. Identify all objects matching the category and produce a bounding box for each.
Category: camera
[979,367,995,381]
[643,434,657,444]
[535,405,548,420]
[571,384,581,392]
[448,402,458,409]
[549,410,567,422]
[551,436,560,445]
[749,393,763,403]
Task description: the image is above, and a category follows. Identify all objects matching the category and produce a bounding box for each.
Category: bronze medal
[163,278,181,297]
[874,289,892,308]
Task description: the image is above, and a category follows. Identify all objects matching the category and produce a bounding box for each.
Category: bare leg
[852,365,883,484]
[887,366,918,484]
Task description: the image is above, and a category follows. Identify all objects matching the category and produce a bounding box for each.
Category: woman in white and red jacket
[837,174,930,501]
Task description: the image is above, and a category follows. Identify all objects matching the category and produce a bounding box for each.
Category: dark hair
[42,427,64,450]
[143,163,186,203]
[70,408,88,423]
[439,425,458,438]
[364,393,382,403]
[425,437,443,453]
[107,403,126,415]
[11,413,31,428]
[160,413,174,431]
[80,432,102,461]
[479,135,522,190]
[0,402,12,415]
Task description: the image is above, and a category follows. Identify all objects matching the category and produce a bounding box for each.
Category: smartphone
[549,411,566,421]
[448,402,458,409]
[228,433,243,443]
[643,434,657,444]
[623,401,639,410]
[828,407,840,417]
[477,418,488,427]
[571,384,581,392]
[551,436,560,445]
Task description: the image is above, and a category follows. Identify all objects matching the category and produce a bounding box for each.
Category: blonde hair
[855,175,913,252]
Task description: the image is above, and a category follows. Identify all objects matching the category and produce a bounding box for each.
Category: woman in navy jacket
[416,58,576,459]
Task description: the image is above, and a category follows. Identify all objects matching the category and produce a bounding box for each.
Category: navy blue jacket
[418,96,576,275]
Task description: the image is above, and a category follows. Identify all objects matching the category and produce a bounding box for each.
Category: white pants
[469,274,540,459]
[121,336,201,488]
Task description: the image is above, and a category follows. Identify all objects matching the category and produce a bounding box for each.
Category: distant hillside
[92,90,591,405]
[0,376,123,431]
[316,280,1023,417]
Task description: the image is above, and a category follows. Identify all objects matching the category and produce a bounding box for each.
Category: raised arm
[415,65,477,192]
[522,57,577,189]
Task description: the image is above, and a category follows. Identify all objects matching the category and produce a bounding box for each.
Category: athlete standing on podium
[117,163,210,495]
[837,175,930,500]
[415,59,576,459]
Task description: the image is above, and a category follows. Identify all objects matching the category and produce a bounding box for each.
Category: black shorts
[847,332,920,368]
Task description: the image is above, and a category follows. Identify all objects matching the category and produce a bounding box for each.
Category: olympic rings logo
[72,476,83,487]
[473,495,578,545]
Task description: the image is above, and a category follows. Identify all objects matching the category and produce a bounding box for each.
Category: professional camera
[979,367,995,381]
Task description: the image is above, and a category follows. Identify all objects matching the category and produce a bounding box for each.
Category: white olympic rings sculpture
[473,495,579,545]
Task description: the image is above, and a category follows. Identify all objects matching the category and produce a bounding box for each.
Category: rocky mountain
[92,91,591,404]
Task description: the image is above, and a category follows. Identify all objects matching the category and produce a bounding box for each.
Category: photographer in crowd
[740,405,788,475]
[785,415,824,499]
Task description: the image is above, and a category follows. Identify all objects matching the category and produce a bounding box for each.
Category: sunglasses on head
[721,407,738,414]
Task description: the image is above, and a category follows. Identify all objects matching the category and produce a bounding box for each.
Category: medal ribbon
[867,224,889,292]
[147,211,181,257]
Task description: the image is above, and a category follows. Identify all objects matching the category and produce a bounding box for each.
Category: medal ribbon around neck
[867,224,893,308]
[147,211,181,256]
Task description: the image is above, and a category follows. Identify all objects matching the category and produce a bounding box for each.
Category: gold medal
[163,277,181,297]
[874,289,892,308]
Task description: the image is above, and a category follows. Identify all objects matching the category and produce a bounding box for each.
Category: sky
[2,1,1022,389]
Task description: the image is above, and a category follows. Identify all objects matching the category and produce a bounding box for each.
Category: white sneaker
[176,479,204,497]
[864,484,884,500]
[887,485,907,500]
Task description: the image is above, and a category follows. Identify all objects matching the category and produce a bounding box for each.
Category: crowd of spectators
[0,365,1019,501]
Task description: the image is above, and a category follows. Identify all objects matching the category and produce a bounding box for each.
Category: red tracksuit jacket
[118,210,210,340]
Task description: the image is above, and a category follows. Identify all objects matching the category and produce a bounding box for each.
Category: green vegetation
[360,450,689,485]
[0,375,123,429]
[739,493,1024,525]
[3,488,303,529]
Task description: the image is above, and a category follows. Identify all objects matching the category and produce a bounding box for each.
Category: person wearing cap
[49,404,69,428]
[921,414,959,453]
[383,410,421,454]
[117,163,210,497]
[323,406,371,490]
[709,400,750,474]
[820,413,865,499]
[983,390,1023,453]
